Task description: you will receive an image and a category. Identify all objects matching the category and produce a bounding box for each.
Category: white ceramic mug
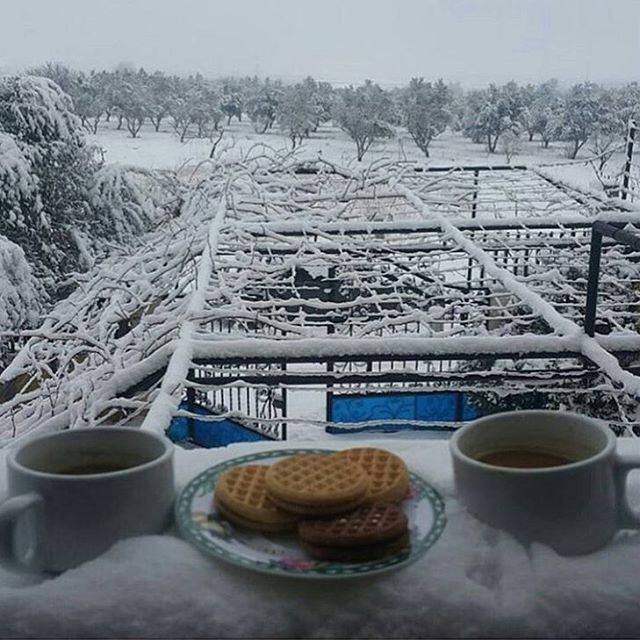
[450,410,640,555]
[0,427,174,572]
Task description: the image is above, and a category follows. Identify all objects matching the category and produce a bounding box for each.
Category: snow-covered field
[89,118,621,193]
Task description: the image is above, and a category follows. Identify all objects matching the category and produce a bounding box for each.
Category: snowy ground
[88,118,624,193]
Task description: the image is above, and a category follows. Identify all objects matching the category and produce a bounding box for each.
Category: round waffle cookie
[334,447,410,505]
[269,493,366,516]
[214,496,295,533]
[214,464,298,531]
[300,532,411,562]
[298,503,410,562]
[265,453,369,514]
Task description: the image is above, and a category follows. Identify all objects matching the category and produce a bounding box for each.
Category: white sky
[0,0,638,87]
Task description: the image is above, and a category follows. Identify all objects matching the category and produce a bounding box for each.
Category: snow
[400,182,640,399]
[2,437,640,638]
[0,236,42,331]
[141,196,227,434]
[88,117,626,191]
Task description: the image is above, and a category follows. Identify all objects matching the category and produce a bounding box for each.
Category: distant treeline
[28,63,640,162]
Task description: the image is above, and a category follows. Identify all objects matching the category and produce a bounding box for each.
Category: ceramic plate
[175,448,446,579]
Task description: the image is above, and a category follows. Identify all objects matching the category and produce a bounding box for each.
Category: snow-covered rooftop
[3,155,640,444]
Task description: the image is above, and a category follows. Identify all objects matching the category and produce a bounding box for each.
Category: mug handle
[615,453,640,529]
[0,492,44,571]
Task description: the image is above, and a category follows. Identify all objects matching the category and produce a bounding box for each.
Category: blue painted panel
[167,402,270,448]
[331,393,414,423]
[462,397,481,421]
[415,393,457,422]
[328,391,480,434]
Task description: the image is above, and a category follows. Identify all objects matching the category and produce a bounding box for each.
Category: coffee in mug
[474,447,581,469]
[0,427,175,572]
[450,410,640,555]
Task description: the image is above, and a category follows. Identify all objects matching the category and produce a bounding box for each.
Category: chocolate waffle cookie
[214,464,298,532]
[265,453,369,516]
[298,503,410,562]
[334,447,410,505]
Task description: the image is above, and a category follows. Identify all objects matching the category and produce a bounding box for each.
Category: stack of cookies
[212,447,411,562]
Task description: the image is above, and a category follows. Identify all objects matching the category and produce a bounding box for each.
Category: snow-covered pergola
[3,156,640,445]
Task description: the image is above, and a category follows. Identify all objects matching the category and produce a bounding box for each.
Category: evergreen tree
[0,75,164,304]
[0,76,93,282]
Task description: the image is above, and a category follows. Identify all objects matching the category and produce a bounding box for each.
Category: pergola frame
[3,156,640,445]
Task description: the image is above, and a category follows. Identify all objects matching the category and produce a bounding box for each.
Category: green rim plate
[175,448,447,579]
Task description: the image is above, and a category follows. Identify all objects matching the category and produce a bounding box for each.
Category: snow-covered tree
[27,62,78,97]
[314,81,335,129]
[402,78,452,157]
[0,132,42,264]
[559,82,604,159]
[145,71,174,132]
[463,82,525,152]
[0,76,93,281]
[519,83,538,141]
[168,79,194,143]
[73,72,107,134]
[617,83,640,127]
[277,82,319,148]
[0,235,43,333]
[220,78,243,125]
[499,129,521,163]
[245,78,283,134]
[523,80,563,148]
[0,75,167,308]
[333,80,396,161]
[88,164,161,244]
[187,76,224,138]
[121,72,150,138]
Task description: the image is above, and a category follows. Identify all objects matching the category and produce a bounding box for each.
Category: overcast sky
[0,0,638,87]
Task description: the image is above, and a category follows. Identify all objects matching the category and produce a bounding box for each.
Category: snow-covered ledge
[2,437,640,638]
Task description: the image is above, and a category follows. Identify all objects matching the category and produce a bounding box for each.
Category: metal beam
[185,368,599,388]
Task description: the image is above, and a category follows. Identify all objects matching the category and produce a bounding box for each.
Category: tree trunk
[528,132,534,142]
[209,129,224,158]
[117,114,124,130]
[570,140,579,159]
[227,114,232,126]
